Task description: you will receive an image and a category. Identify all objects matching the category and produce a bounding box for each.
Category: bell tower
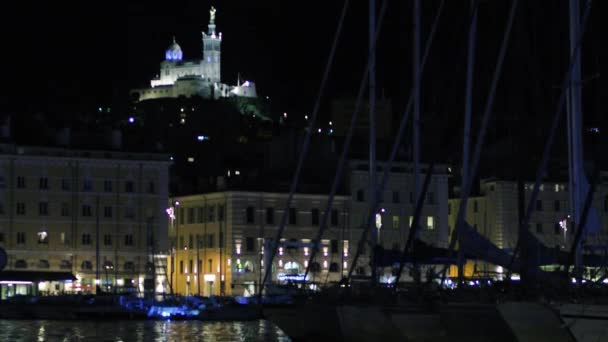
[202,6,222,83]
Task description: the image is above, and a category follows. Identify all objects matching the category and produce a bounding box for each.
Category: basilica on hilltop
[131,7,257,102]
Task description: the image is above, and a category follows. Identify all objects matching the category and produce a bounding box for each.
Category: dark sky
[0,1,604,130]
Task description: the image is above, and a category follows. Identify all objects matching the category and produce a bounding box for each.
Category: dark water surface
[0,319,291,341]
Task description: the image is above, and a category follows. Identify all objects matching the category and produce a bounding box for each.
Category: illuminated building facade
[167,191,350,297]
[0,144,170,297]
[447,177,608,278]
[348,160,451,282]
[131,6,257,102]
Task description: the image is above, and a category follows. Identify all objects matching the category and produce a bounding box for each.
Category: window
[266,208,274,225]
[331,239,338,253]
[125,206,135,219]
[207,234,215,248]
[147,181,155,194]
[16,232,26,244]
[536,223,543,234]
[83,178,92,191]
[311,208,319,225]
[39,177,48,189]
[82,205,92,217]
[125,181,134,193]
[331,209,339,226]
[39,202,49,216]
[125,234,134,246]
[104,206,112,218]
[427,216,435,230]
[124,262,135,271]
[101,234,111,246]
[103,261,114,271]
[536,200,543,211]
[188,234,193,249]
[0,232,4,242]
[289,207,297,225]
[60,260,72,270]
[81,260,92,270]
[61,203,70,216]
[37,230,48,244]
[356,189,365,202]
[392,191,400,203]
[473,201,478,213]
[38,260,50,269]
[246,206,255,224]
[187,208,194,224]
[554,200,560,212]
[218,205,224,221]
[180,260,184,274]
[219,232,224,246]
[61,178,70,190]
[197,207,204,223]
[179,208,185,225]
[16,203,25,215]
[329,262,339,273]
[16,176,25,188]
[15,259,27,269]
[208,206,215,222]
[246,237,255,252]
[393,216,400,229]
[103,180,112,192]
[60,232,68,245]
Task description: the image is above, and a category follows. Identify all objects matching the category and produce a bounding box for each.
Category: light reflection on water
[0,319,291,342]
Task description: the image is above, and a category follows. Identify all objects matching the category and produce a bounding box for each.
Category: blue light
[197,135,210,141]
[128,117,135,124]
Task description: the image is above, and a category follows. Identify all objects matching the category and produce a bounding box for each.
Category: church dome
[165,37,183,61]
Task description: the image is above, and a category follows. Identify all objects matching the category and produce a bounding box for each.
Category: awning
[0,271,77,282]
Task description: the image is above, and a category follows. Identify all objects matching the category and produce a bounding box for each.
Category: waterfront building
[347,160,451,282]
[131,6,257,102]
[167,191,350,297]
[0,143,170,298]
[447,177,608,278]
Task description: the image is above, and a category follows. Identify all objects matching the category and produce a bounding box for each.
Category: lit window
[323,260,328,269]
[304,247,309,256]
[323,246,328,257]
[427,216,435,230]
[187,157,195,163]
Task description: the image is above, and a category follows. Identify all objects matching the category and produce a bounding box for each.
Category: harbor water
[0,319,291,341]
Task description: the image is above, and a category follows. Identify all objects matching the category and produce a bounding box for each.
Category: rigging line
[347,0,446,282]
[439,0,519,285]
[259,0,351,295]
[505,0,593,280]
[394,162,435,284]
[302,0,390,282]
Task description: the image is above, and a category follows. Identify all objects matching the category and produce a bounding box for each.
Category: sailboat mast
[458,0,477,284]
[567,0,585,272]
[369,0,378,285]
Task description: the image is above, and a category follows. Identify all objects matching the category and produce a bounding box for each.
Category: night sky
[0,1,604,147]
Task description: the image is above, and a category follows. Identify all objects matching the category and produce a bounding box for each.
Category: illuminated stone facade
[131,7,257,102]
[447,177,608,278]
[0,144,170,295]
[167,191,350,297]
